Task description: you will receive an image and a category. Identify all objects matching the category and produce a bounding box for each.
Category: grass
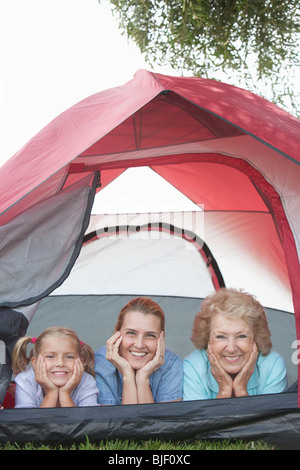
[0,438,276,450]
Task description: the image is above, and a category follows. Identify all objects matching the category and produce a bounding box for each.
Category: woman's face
[32,335,80,387]
[208,312,255,376]
[118,310,162,370]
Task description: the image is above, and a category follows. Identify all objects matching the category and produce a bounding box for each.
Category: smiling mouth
[130,351,147,358]
[52,371,69,375]
[223,356,242,362]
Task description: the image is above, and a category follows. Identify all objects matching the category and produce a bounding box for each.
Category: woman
[183,288,287,400]
[94,297,183,405]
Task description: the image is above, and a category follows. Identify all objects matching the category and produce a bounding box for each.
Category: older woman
[183,288,287,400]
[95,297,183,405]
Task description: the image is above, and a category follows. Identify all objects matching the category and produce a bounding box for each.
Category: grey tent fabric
[28,294,298,385]
[0,172,99,308]
[0,172,98,403]
[0,307,29,403]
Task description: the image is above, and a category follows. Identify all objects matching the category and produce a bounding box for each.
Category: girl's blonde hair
[12,326,95,377]
[191,288,272,355]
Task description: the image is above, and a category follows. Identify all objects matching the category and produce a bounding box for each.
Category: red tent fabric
[1,69,299,218]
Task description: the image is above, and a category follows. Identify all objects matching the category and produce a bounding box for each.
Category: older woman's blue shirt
[94,347,183,405]
[183,349,287,400]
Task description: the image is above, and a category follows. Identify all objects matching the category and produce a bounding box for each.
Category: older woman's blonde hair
[191,288,272,355]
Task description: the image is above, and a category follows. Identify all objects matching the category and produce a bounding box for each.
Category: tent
[0,70,300,448]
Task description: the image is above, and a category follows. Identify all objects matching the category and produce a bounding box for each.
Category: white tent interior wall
[27,166,297,386]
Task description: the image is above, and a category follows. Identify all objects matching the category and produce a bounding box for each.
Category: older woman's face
[209,312,255,375]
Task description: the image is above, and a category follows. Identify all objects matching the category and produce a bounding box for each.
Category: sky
[0,0,299,169]
[0,0,177,168]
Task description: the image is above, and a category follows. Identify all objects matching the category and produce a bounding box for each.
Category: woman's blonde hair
[12,326,95,376]
[115,297,165,332]
[191,288,272,355]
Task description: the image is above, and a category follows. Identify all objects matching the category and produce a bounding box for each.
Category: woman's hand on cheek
[137,331,165,380]
[106,331,134,377]
[207,344,233,399]
[233,342,258,397]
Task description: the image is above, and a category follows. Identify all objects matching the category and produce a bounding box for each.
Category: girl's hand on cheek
[34,355,57,392]
[33,355,59,408]
[60,358,84,394]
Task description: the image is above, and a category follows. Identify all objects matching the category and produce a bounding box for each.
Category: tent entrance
[53,215,220,300]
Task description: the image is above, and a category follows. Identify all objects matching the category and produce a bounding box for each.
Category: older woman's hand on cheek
[232,342,258,397]
[207,345,233,398]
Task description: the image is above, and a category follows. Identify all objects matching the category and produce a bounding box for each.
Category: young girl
[12,326,99,408]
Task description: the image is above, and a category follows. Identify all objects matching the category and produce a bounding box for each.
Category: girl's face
[118,310,162,370]
[208,312,255,376]
[32,335,80,387]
